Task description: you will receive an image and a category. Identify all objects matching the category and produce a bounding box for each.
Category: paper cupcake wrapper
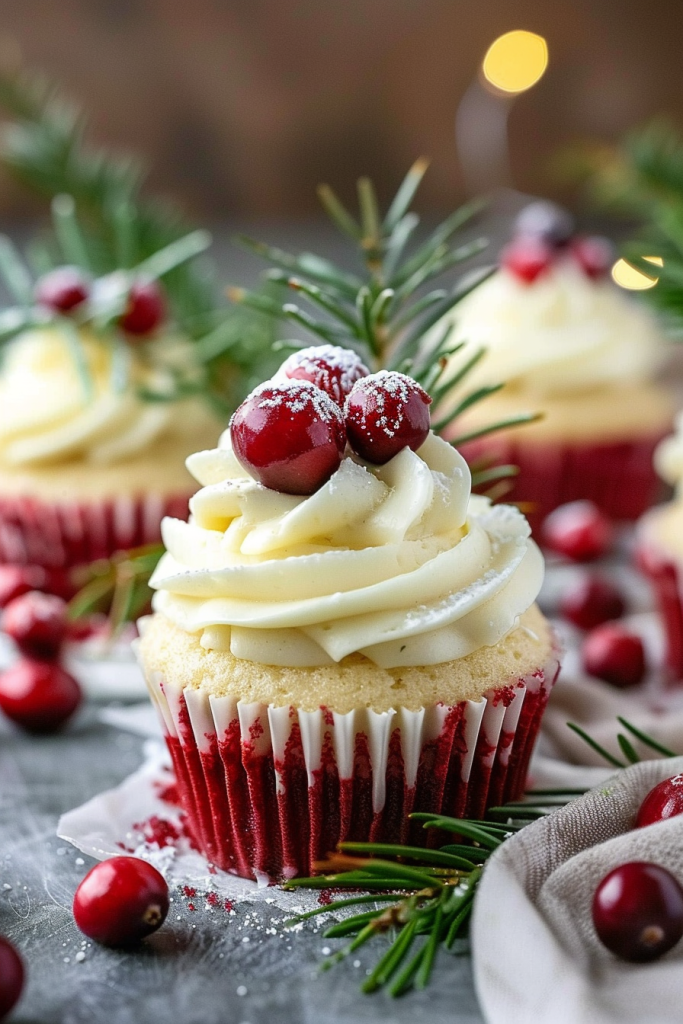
[637,521,683,685]
[460,434,666,530]
[0,491,190,569]
[140,652,560,882]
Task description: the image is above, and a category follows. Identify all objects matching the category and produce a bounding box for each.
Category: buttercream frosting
[437,259,663,398]
[150,428,544,669]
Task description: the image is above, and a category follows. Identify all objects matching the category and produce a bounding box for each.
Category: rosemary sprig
[284,717,681,997]
[68,543,164,636]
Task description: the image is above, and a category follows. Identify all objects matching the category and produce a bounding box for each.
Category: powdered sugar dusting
[346,370,430,439]
[242,378,343,424]
[277,344,369,405]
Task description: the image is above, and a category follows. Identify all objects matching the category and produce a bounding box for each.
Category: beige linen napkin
[472,756,683,1024]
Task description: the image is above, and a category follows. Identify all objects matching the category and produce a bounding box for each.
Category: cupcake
[137,351,560,881]
[0,264,223,571]
[433,202,674,528]
[638,414,683,682]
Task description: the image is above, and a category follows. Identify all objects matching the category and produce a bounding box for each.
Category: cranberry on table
[230,379,346,495]
[3,592,68,659]
[542,501,613,562]
[592,862,683,962]
[514,200,575,249]
[73,856,169,946]
[120,278,165,335]
[636,775,683,828]
[35,266,90,313]
[278,344,369,406]
[582,623,646,688]
[0,936,24,1021]
[571,236,614,280]
[500,237,552,284]
[0,659,81,734]
[344,370,431,465]
[0,565,50,609]
[560,574,625,630]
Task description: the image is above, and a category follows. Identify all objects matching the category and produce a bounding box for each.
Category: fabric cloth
[473,754,683,1024]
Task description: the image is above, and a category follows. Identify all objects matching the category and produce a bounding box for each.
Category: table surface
[1,715,485,1024]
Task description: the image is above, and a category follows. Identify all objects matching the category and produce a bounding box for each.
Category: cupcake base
[461,434,665,531]
[0,492,190,569]
[142,651,560,882]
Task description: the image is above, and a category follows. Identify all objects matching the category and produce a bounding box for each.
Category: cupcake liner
[460,434,666,530]
[140,650,561,882]
[637,523,683,684]
[0,492,190,569]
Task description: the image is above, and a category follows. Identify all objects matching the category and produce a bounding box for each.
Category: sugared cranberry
[277,344,369,406]
[582,623,646,688]
[0,936,24,1020]
[560,574,625,630]
[592,862,683,962]
[35,266,90,313]
[3,592,68,659]
[500,237,553,284]
[344,371,431,465]
[542,501,613,562]
[571,235,614,280]
[0,659,81,733]
[514,200,575,249]
[0,565,50,608]
[230,379,346,495]
[73,856,169,946]
[120,279,165,335]
[636,775,683,828]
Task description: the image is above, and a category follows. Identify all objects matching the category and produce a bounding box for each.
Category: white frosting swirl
[0,326,187,467]
[151,430,544,668]
[655,412,683,495]
[437,260,663,398]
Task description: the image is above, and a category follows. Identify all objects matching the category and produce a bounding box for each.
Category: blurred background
[0,0,682,222]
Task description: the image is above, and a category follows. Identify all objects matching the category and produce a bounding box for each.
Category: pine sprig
[68,543,164,636]
[284,717,680,997]
[228,162,537,446]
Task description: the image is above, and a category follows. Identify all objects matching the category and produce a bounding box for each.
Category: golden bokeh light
[482,30,549,94]
[611,256,663,291]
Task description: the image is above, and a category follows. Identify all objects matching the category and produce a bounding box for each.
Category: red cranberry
[344,371,431,465]
[73,856,169,946]
[120,279,165,335]
[560,574,625,630]
[542,501,613,562]
[571,235,614,279]
[0,565,50,608]
[514,200,575,249]
[500,237,553,284]
[582,623,646,688]
[3,592,68,659]
[0,936,24,1020]
[592,862,683,962]
[35,266,90,313]
[230,379,346,495]
[0,659,81,733]
[636,775,683,828]
[278,344,369,406]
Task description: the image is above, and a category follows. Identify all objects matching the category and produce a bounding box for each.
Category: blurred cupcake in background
[433,201,674,528]
[638,415,683,682]
[0,236,224,572]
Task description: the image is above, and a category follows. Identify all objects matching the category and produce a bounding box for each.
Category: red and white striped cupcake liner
[637,518,683,684]
[0,491,190,570]
[460,434,667,532]
[140,643,561,882]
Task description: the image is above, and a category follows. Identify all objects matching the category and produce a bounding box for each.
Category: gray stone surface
[1,714,485,1024]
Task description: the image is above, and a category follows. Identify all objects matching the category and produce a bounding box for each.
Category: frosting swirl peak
[151,429,544,668]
